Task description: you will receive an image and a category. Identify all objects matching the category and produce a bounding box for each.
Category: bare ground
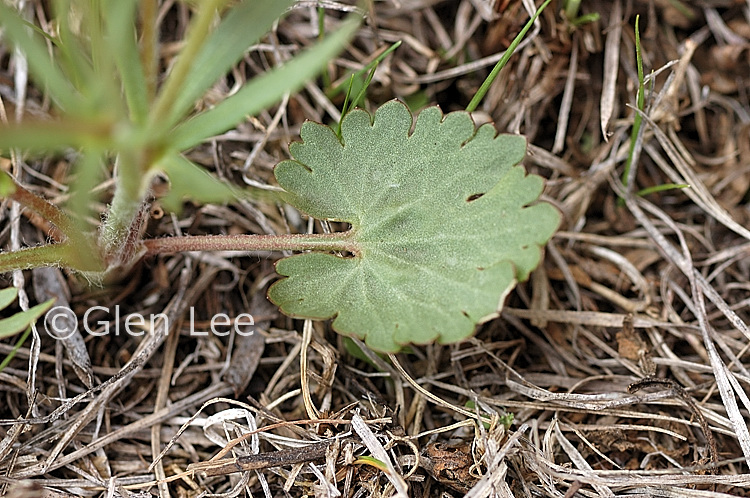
[1,0,750,496]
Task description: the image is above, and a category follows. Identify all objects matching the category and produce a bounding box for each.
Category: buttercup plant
[0,0,559,352]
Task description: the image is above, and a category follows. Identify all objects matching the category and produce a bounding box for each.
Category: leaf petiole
[142,231,359,257]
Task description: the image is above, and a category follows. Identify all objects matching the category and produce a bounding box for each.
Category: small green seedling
[562,0,600,27]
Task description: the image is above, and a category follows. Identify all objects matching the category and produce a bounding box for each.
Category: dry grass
[2,0,750,496]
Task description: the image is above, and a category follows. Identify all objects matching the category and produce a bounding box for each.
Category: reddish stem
[142,232,359,256]
[4,173,77,239]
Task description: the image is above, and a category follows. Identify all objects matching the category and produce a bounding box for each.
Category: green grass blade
[157,153,280,213]
[170,16,360,151]
[327,41,401,97]
[622,15,645,193]
[139,0,160,101]
[349,65,378,112]
[157,153,239,213]
[335,65,378,138]
[150,0,295,135]
[0,325,32,373]
[51,0,100,106]
[466,0,551,113]
[564,0,581,20]
[103,0,149,124]
[340,76,357,120]
[570,12,600,26]
[68,147,105,235]
[0,288,18,310]
[636,183,689,197]
[0,299,54,340]
[146,0,231,133]
[0,119,114,152]
[0,2,78,110]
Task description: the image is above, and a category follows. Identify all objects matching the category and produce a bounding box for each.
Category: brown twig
[187,440,342,477]
[628,377,719,473]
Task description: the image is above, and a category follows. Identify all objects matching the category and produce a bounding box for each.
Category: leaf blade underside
[269,100,560,352]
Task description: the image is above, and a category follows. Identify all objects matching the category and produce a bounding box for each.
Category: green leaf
[0,243,101,274]
[157,154,239,213]
[103,0,149,124]
[0,288,18,310]
[170,16,360,151]
[0,324,32,373]
[353,456,388,471]
[0,119,114,152]
[152,0,295,135]
[0,2,79,110]
[268,100,559,352]
[0,290,54,340]
[0,171,17,197]
[466,0,551,113]
[156,153,280,213]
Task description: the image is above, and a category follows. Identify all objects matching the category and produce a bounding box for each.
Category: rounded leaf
[269,100,559,352]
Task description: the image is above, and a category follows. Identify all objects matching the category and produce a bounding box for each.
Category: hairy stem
[1,171,83,243]
[143,232,359,256]
[0,243,102,274]
[98,151,152,262]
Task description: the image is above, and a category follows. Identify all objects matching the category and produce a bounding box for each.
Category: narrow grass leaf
[103,0,149,124]
[636,183,689,197]
[146,0,233,133]
[68,148,106,235]
[336,63,378,138]
[327,41,401,97]
[0,288,18,310]
[0,299,54,340]
[353,456,388,472]
[466,0,551,113]
[0,243,98,274]
[158,154,238,213]
[171,16,360,151]
[0,119,114,152]
[0,2,78,110]
[157,153,281,213]
[622,16,645,192]
[156,0,296,134]
[0,325,32,373]
[51,0,101,107]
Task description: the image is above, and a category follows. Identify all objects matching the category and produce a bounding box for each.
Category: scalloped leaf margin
[269,100,560,352]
